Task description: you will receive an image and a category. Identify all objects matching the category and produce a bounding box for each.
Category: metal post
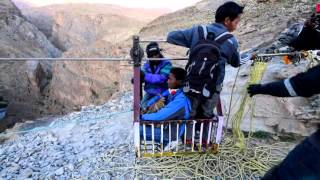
[215,96,224,150]
[131,35,144,157]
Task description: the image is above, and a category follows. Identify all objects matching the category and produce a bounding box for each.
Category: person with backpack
[167,2,246,141]
[140,67,191,144]
[141,42,172,112]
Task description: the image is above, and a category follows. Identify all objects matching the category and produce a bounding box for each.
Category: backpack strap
[198,25,208,40]
[215,32,233,45]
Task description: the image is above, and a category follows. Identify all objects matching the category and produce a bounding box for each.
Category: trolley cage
[131,37,225,157]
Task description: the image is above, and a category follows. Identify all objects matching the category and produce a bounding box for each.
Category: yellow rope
[92,139,292,179]
[231,62,268,151]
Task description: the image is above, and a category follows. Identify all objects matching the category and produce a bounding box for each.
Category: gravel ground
[0,92,136,180]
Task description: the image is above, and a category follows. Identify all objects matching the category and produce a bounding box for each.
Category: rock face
[19,4,169,51]
[0,0,61,128]
[51,12,144,51]
[47,41,124,113]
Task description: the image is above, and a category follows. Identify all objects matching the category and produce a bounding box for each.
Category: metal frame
[131,37,225,158]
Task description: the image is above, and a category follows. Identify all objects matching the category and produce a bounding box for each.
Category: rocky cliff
[20,4,169,51]
[0,0,62,130]
[47,40,126,114]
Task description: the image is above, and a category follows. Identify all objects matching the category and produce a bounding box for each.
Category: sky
[22,0,202,11]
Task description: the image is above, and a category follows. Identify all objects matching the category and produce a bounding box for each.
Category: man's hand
[247,84,262,97]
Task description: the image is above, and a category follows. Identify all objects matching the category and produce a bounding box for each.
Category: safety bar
[140,118,219,125]
[140,40,167,43]
[0,57,188,62]
[0,57,132,61]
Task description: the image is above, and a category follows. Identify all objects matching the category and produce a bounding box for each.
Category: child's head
[168,67,187,89]
[215,1,244,32]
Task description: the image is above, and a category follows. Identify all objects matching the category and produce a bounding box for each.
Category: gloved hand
[247,84,262,97]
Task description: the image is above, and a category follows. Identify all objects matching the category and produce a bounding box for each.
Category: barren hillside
[18,4,169,51]
[0,0,61,130]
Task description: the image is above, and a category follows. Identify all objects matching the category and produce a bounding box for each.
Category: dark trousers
[186,94,219,140]
[262,130,320,180]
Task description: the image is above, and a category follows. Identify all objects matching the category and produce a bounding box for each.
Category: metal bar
[257,53,291,57]
[140,118,218,125]
[216,95,223,117]
[145,57,188,61]
[169,123,172,150]
[143,124,147,152]
[143,150,219,158]
[176,123,179,152]
[184,123,187,151]
[132,35,142,158]
[0,57,131,61]
[0,57,188,61]
[192,121,196,152]
[152,124,155,154]
[216,95,224,145]
[207,122,213,148]
[199,123,204,151]
[140,40,167,43]
[161,124,164,155]
[216,116,224,144]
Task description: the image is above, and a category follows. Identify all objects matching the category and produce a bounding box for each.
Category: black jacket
[255,64,320,97]
[251,65,320,151]
[290,26,320,51]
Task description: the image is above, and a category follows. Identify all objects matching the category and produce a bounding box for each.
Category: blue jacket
[167,23,241,90]
[142,59,172,95]
[142,89,191,121]
[140,89,191,143]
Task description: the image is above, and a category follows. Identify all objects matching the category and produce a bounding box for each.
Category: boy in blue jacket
[140,67,191,143]
[141,42,172,111]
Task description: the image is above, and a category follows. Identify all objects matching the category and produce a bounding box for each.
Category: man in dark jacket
[247,64,320,179]
[266,3,320,53]
[141,42,172,111]
[167,1,246,120]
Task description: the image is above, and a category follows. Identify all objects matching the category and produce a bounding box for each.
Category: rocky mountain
[18,4,169,51]
[0,0,61,130]
[11,0,34,9]
[140,0,313,52]
[0,0,125,130]
[46,40,126,114]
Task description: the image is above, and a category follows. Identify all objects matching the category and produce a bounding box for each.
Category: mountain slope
[0,0,61,130]
[140,0,313,51]
[19,4,169,51]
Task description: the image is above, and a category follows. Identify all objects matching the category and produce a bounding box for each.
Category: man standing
[167,1,245,122]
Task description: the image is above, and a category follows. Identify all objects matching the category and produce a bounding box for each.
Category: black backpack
[183,25,233,98]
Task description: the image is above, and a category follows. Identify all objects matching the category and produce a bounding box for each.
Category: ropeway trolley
[130,36,225,158]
